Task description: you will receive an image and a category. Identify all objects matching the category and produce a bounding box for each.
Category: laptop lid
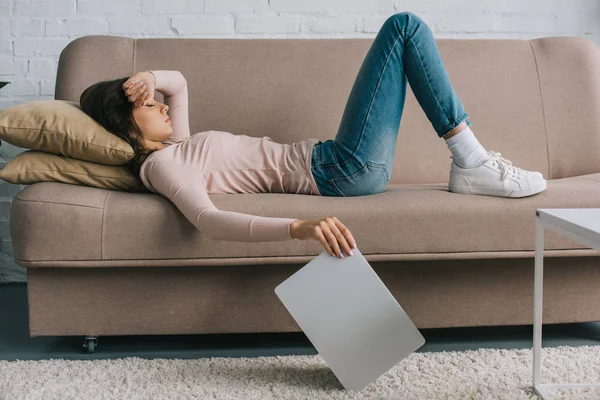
[274,247,426,391]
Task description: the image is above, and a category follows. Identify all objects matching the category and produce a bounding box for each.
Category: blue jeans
[310,12,472,197]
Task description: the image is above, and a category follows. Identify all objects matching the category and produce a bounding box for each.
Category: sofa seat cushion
[10,173,600,266]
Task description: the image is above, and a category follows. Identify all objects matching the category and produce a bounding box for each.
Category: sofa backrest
[55,35,600,183]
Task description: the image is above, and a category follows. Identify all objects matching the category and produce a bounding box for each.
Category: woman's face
[131,99,173,146]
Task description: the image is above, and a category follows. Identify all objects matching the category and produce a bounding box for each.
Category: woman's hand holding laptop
[290,217,357,259]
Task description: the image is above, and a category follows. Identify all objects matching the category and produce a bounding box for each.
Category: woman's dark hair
[79,77,156,180]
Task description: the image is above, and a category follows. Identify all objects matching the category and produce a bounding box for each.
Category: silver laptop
[274,247,426,391]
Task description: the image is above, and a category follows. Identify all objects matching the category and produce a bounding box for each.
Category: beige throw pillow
[0,150,149,192]
[0,100,134,165]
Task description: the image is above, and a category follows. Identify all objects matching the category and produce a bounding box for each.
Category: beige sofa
[10,34,600,353]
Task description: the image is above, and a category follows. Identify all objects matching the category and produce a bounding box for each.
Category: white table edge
[533,209,600,400]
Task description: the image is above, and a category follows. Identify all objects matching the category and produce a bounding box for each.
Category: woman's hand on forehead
[122,72,156,107]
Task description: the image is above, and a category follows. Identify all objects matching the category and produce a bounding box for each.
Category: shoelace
[487,151,525,180]
[450,151,525,180]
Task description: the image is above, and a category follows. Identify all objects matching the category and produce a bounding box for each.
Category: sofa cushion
[0,100,135,165]
[0,150,148,192]
[10,174,600,267]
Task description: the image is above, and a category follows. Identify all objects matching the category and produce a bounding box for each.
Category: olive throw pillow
[0,99,135,165]
[0,150,149,192]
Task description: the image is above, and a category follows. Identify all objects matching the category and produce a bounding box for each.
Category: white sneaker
[448,151,547,198]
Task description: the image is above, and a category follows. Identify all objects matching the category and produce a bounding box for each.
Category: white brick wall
[0,0,599,283]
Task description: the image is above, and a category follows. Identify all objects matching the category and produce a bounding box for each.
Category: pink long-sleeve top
[138,70,322,242]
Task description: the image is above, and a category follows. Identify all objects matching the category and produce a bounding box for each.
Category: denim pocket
[328,161,389,197]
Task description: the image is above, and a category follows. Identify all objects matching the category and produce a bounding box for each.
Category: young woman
[79,12,546,260]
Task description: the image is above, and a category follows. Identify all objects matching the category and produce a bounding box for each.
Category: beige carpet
[2,345,600,399]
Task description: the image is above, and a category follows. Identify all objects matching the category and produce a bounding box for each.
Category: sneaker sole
[449,179,547,198]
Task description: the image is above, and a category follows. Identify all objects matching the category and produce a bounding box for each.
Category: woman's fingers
[328,220,353,257]
[128,86,147,107]
[130,85,144,98]
[134,90,147,107]
[122,79,135,91]
[132,85,146,101]
[314,218,357,259]
[123,80,148,106]
[315,226,335,257]
[333,217,357,250]
[321,220,345,258]
[329,218,352,258]
[124,80,143,96]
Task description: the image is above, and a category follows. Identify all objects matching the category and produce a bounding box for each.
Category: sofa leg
[82,336,98,353]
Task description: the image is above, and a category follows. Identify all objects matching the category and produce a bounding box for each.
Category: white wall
[0,0,599,283]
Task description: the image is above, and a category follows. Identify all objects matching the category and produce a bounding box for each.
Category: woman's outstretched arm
[141,159,297,242]
[145,70,191,145]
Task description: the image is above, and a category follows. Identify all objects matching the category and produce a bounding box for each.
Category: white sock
[445,126,490,168]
